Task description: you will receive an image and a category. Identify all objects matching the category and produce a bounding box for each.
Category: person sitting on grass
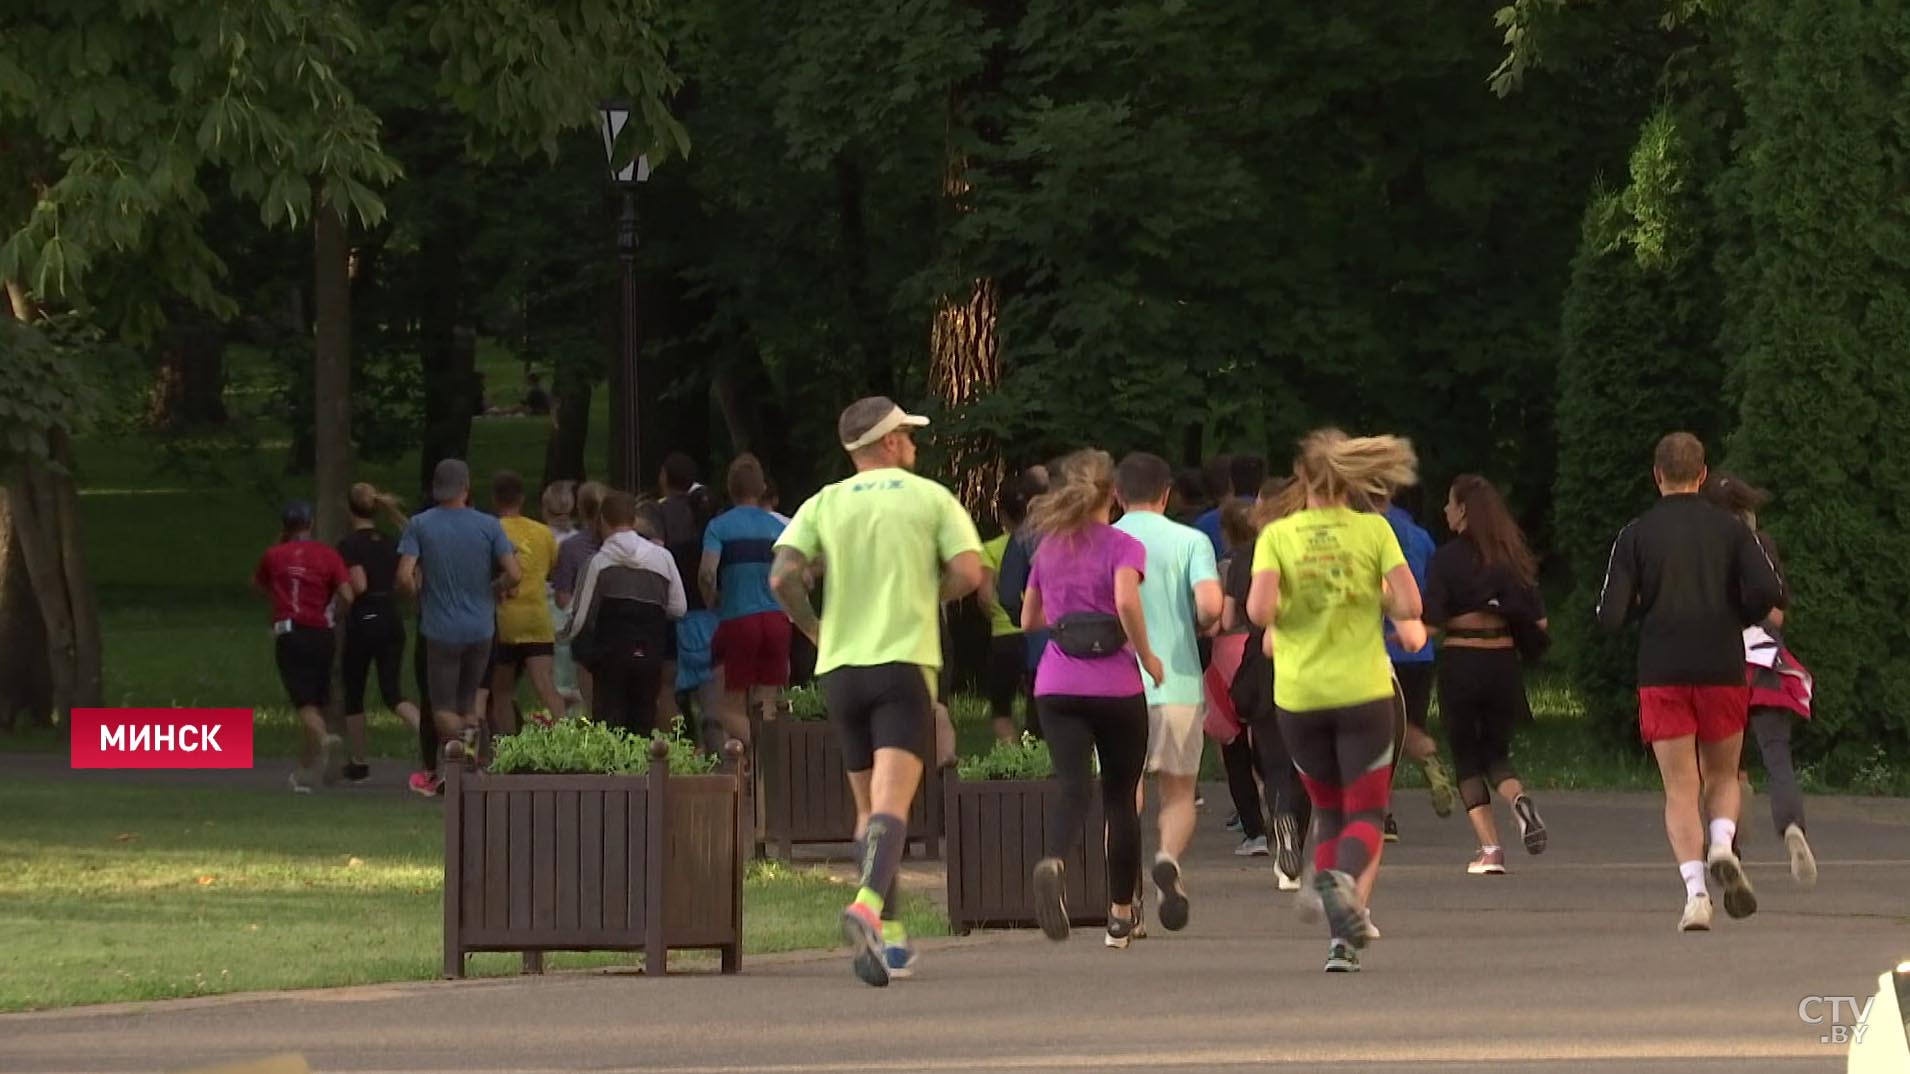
[253,500,354,793]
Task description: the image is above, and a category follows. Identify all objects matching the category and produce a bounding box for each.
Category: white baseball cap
[838,396,930,452]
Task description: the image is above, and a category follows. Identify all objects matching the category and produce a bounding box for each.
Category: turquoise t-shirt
[702,505,786,621]
[1114,510,1219,706]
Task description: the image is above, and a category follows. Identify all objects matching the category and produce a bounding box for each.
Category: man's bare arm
[770,547,822,643]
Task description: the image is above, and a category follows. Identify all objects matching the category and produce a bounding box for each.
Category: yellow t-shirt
[979,533,1020,637]
[775,468,983,676]
[1251,506,1406,712]
[497,515,558,644]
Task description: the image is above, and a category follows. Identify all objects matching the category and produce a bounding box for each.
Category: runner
[979,476,1035,742]
[562,493,686,735]
[1424,474,1550,875]
[398,459,521,774]
[1211,501,1270,856]
[252,501,353,793]
[993,465,1054,740]
[487,471,565,733]
[542,481,582,707]
[700,454,791,753]
[769,396,983,986]
[1702,472,1817,888]
[552,481,609,711]
[337,484,423,785]
[1114,452,1222,932]
[1376,483,1457,838]
[646,454,719,743]
[1234,480,1311,891]
[1194,454,1266,560]
[1596,432,1784,932]
[1246,430,1426,972]
[1020,449,1163,950]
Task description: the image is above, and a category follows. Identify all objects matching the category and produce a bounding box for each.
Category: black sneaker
[1152,854,1190,932]
[1513,795,1548,855]
[343,762,371,784]
[1032,857,1070,942]
[1324,939,1360,973]
[1105,914,1136,950]
[1273,813,1303,881]
[1383,813,1400,843]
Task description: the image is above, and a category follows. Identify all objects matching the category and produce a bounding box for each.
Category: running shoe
[319,734,345,786]
[1423,755,1457,818]
[1784,824,1818,889]
[840,902,889,987]
[1295,866,1323,921]
[1383,814,1400,843]
[1031,857,1070,942]
[1272,813,1303,881]
[1195,794,1206,809]
[1359,910,1381,942]
[1104,914,1136,950]
[1235,835,1270,857]
[1313,868,1367,950]
[1132,892,1148,939]
[289,770,316,795]
[343,762,371,784]
[883,942,918,979]
[1679,893,1714,932]
[1152,854,1190,932]
[1324,939,1360,973]
[1223,812,1242,832]
[407,771,441,798]
[1467,847,1507,875]
[1706,843,1758,919]
[1275,865,1303,893]
[1513,794,1548,855]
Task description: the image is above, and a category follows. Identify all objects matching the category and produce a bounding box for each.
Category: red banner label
[71,709,255,769]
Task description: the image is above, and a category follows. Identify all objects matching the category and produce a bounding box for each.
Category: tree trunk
[541,361,592,488]
[0,489,52,731]
[313,206,353,543]
[147,315,228,430]
[418,231,475,503]
[6,432,103,720]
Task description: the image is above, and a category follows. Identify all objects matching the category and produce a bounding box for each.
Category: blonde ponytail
[1026,449,1115,538]
[1291,429,1417,508]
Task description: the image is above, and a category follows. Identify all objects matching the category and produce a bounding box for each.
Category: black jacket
[1595,494,1785,687]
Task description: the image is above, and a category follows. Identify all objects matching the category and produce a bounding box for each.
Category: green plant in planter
[487,717,720,776]
[781,685,829,721]
[957,733,1055,781]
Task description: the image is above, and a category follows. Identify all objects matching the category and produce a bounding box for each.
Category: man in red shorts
[1597,432,1784,932]
[700,454,794,758]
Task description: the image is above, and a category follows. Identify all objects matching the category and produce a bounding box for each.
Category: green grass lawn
[0,776,946,1013]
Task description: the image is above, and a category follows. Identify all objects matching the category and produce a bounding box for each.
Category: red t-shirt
[253,539,350,629]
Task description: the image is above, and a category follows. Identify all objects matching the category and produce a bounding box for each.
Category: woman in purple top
[1020,449,1164,950]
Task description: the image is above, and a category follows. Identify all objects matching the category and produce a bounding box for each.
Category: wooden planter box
[756,715,943,861]
[943,775,1109,935]
[442,740,746,978]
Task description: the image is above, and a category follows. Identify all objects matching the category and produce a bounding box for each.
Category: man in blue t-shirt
[699,454,791,753]
[398,458,519,762]
[1379,486,1457,836]
[1193,454,1265,560]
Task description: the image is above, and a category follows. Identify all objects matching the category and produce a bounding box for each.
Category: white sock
[1679,860,1708,899]
[1709,818,1737,854]
[1481,844,1501,854]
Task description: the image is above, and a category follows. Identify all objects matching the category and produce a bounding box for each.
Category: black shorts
[275,626,336,710]
[819,663,934,772]
[1393,661,1434,730]
[426,639,491,717]
[492,641,555,668]
[343,608,406,716]
[986,634,1028,716]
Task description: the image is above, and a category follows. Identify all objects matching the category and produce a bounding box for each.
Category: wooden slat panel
[629,787,648,933]
[978,790,1002,913]
[556,790,579,932]
[603,790,628,930]
[532,791,557,930]
[508,792,532,932]
[484,790,509,931]
[461,789,486,935]
[579,790,603,931]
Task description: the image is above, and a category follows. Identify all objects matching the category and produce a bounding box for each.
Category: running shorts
[427,639,491,717]
[1639,684,1748,744]
[819,662,935,772]
[711,610,792,691]
[1145,702,1205,776]
[275,626,335,710]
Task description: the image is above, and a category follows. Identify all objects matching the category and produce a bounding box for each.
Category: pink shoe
[408,771,442,798]
[1467,847,1507,875]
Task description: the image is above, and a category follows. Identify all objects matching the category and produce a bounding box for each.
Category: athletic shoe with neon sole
[1706,844,1758,919]
[883,942,917,979]
[1031,857,1070,942]
[408,771,441,797]
[840,902,889,987]
[1423,755,1457,818]
[1324,939,1360,973]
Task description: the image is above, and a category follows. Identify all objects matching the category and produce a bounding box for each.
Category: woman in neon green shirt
[1246,429,1428,974]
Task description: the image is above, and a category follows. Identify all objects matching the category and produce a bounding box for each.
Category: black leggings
[1221,732,1266,839]
[342,609,407,717]
[1036,693,1149,906]
[592,652,663,737]
[1439,647,1528,810]
[1278,697,1396,879]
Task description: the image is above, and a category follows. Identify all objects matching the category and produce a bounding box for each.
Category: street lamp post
[598,102,651,492]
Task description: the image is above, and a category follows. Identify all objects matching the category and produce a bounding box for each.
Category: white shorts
[1146,703,1205,776]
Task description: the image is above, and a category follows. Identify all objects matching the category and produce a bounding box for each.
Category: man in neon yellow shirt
[771,396,983,987]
